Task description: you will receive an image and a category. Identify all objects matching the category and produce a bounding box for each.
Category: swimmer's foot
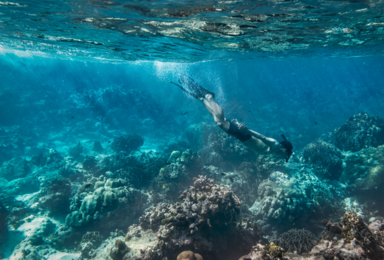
[171,74,215,99]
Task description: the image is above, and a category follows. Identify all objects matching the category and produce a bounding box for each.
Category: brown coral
[176,250,203,260]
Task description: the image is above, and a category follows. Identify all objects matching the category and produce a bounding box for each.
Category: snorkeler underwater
[1,1,384,260]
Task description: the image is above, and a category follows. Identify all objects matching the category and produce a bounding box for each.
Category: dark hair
[280,134,293,162]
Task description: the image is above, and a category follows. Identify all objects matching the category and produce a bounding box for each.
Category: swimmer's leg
[247,129,280,147]
[200,94,230,131]
[242,136,270,154]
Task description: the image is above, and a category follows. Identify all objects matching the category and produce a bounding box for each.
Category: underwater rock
[324,220,342,235]
[68,141,87,161]
[30,149,64,170]
[274,228,317,254]
[177,250,203,260]
[0,202,8,245]
[30,151,48,168]
[7,203,32,229]
[368,220,384,234]
[83,155,98,171]
[50,224,81,248]
[58,165,79,178]
[10,246,43,260]
[0,157,31,181]
[111,134,144,153]
[302,140,343,180]
[341,145,384,190]
[35,175,71,215]
[110,239,130,260]
[9,216,57,259]
[80,231,104,258]
[237,244,266,260]
[1,173,41,196]
[92,140,104,153]
[322,112,384,152]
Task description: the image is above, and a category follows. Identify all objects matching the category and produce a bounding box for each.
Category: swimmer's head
[280,134,293,162]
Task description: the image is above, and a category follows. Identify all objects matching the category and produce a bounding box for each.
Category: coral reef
[0,157,31,181]
[79,231,103,259]
[50,224,81,249]
[35,175,72,215]
[83,155,98,171]
[9,217,58,259]
[177,250,203,260]
[250,167,344,234]
[185,123,213,150]
[2,97,384,260]
[322,112,384,152]
[254,154,286,179]
[152,149,201,200]
[0,202,8,247]
[30,149,64,170]
[262,242,284,259]
[140,175,241,230]
[341,145,384,190]
[323,219,342,236]
[238,210,384,260]
[302,140,343,180]
[310,211,384,260]
[65,175,149,231]
[92,140,104,153]
[274,228,317,253]
[340,211,380,253]
[104,176,264,260]
[68,141,87,161]
[163,139,191,155]
[102,150,166,188]
[110,239,130,260]
[111,134,144,153]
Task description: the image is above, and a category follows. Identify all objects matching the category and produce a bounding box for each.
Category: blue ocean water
[1,1,384,260]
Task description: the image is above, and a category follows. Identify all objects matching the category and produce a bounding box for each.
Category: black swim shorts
[226,119,252,142]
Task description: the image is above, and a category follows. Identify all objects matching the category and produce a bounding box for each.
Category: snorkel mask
[280,134,293,162]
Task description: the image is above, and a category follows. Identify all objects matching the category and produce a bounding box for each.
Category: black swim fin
[172,74,215,99]
[170,81,200,99]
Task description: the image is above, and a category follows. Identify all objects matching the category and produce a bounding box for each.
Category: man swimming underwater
[171,75,293,162]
